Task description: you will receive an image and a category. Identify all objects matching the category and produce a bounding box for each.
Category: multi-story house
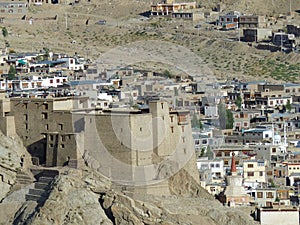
[225,127,273,145]
[233,110,261,131]
[238,15,266,28]
[57,57,84,71]
[0,1,27,14]
[213,145,255,170]
[254,144,287,163]
[243,160,266,187]
[197,157,224,179]
[0,75,68,91]
[150,0,196,16]
[218,11,240,29]
[285,160,300,186]
[250,188,277,207]
[197,157,225,195]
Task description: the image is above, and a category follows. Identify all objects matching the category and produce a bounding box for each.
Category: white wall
[260,210,299,225]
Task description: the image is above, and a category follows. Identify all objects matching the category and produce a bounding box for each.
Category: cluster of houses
[2,54,300,223]
[0,50,86,90]
[4,48,300,211]
[218,10,299,51]
[190,80,300,223]
[150,0,299,53]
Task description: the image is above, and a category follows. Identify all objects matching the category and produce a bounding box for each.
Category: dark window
[43,104,48,110]
[42,112,48,119]
[257,192,263,198]
[247,172,254,176]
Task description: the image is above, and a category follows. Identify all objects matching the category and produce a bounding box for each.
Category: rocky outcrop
[168,168,214,200]
[28,169,113,225]
[20,167,258,225]
[0,132,32,201]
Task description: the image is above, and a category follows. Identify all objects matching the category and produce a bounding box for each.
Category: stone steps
[25,194,47,203]
[38,176,54,184]
[25,172,57,204]
[9,170,35,193]
[28,188,49,197]
[34,182,51,190]
[16,171,35,184]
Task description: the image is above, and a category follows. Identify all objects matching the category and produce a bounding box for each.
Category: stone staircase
[8,170,35,194]
[25,170,58,204]
[16,171,35,186]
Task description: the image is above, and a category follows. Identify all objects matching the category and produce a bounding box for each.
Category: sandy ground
[1,0,300,82]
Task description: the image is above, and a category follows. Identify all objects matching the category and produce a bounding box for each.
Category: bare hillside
[1,0,300,82]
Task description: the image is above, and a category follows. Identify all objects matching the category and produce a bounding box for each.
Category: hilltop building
[0,94,199,196]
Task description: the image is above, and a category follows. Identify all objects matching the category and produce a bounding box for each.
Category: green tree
[199,120,203,129]
[205,146,213,159]
[174,87,178,96]
[235,95,242,109]
[225,109,234,129]
[286,99,292,112]
[2,27,8,38]
[7,65,16,80]
[218,102,226,129]
[191,114,203,129]
[191,113,199,128]
[200,148,205,157]
[163,70,173,79]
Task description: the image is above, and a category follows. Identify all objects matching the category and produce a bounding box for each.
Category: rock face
[29,169,113,225]
[18,167,258,225]
[0,132,32,201]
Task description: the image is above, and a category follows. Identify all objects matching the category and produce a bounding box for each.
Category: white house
[267,96,292,107]
[204,105,218,118]
[0,75,68,90]
[57,57,84,71]
[197,158,224,179]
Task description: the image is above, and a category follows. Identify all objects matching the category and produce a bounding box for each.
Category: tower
[222,152,252,206]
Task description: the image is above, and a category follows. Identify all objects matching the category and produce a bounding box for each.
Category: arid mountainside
[0,0,299,81]
[200,0,300,15]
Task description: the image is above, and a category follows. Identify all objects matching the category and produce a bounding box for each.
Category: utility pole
[290,0,292,15]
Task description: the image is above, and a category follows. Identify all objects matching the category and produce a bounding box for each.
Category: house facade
[0,1,27,14]
[151,0,196,16]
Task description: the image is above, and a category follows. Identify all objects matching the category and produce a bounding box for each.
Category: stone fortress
[0,92,200,195]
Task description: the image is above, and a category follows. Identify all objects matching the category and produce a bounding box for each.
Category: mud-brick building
[82,101,198,192]
[7,96,89,166]
[0,95,200,195]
